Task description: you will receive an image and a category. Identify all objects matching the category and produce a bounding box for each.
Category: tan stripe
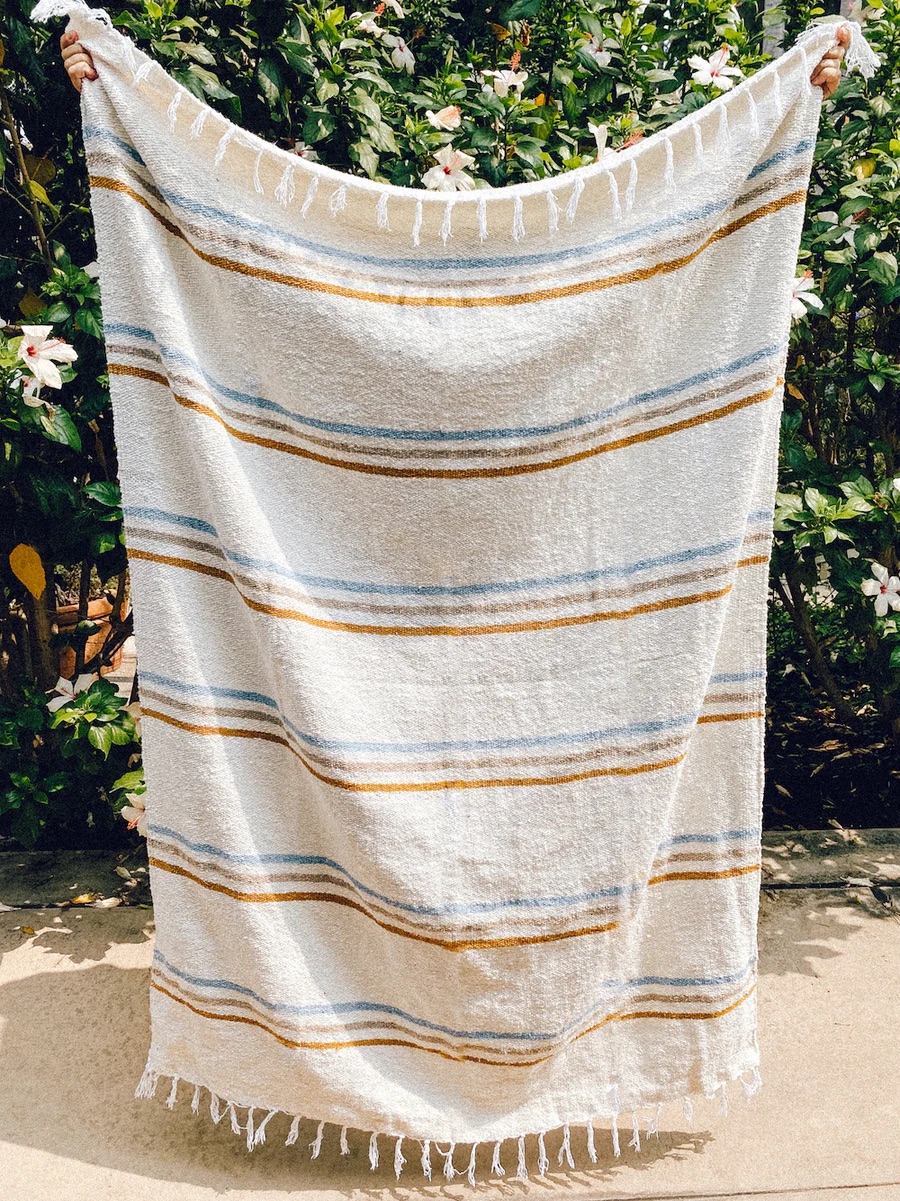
[115,337,776,466]
[150,977,757,1066]
[152,963,754,1058]
[110,361,781,479]
[92,150,805,293]
[90,174,806,309]
[127,521,769,621]
[140,711,688,791]
[147,856,622,950]
[126,544,742,634]
[697,710,764,724]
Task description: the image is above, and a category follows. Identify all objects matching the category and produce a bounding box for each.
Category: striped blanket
[33,1,875,1182]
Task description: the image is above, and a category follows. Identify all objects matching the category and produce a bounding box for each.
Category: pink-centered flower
[688,47,743,90]
[482,68,528,98]
[791,272,824,320]
[17,325,78,390]
[120,792,149,837]
[588,122,618,164]
[45,672,96,712]
[583,35,612,68]
[426,105,462,130]
[383,33,415,73]
[421,143,476,191]
[861,562,900,617]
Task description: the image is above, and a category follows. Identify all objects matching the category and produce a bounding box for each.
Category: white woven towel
[30,1,877,1180]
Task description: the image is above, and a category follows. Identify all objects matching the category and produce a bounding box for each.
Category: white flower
[426,104,462,130]
[22,375,45,408]
[482,68,528,98]
[688,47,743,91]
[45,672,96,712]
[421,143,477,191]
[588,121,618,164]
[120,792,149,837]
[381,0,404,14]
[291,139,320,161]
[583,36,612,68]
[383,34,415,73]
[791,273,824,320]
[356,17,384,35]
[861,562,900,617]
[17,325,78,390]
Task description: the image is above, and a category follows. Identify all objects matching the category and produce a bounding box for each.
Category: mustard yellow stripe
[90,174,806,309]
[697,709,765,724]
[647,863,761,886]
[109,362,781,480]
[150,977,757,1067]
[146,856,621,951]
[126,542,740,634]
[140,705,689,791]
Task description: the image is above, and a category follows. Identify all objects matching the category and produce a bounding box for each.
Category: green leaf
[88,723,114,755]
[348,87,381,122]
[867,251,898,287]
[39,405,82,452]
[84,480,121,507]
[499,0,544,18]
[352,138,379,177]
[302,111,335,143]
[315,73,340,103]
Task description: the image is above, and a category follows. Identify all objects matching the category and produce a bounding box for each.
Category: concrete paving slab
[0,887,898,1201]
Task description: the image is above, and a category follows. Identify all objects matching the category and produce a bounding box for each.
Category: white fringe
[629,1110,641,1153]
[625,158,638,214]
[537,1131,549,1176]
[466,1142,478,1185]
[693,120,705,168]
[133,1066,762,1180]
[252,151,264,195]
[300,175,318,218]
[546,189,560,235]
[441,1142,456,1180]
[133,58,154,86]
[748,89,761,140]
[511,195,525,242]
[717,101,730,151]
[189,109,208,139]
[664,136,675,193]
[586,1120,597,1163]
[440,199,454,245]
[274,161,296,207]
[393,1135,405,1179]
[477,195,488,242]
[516,1136,528,1181]
[841,18,880,77]
[166,92,181,133]
[772,67,783,119]
[565,175,585,223]
[411,198,423,246]
[607,168,622,221]
[213,127,235,168]
[328,183,348,216]
[376,191,389,230]
[558,1122,574,1168]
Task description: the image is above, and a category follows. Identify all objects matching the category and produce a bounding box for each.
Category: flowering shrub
[0,0,898,842]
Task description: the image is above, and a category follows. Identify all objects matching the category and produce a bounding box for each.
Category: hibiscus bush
[0,0,898,844]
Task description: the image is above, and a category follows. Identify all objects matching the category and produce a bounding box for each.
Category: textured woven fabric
[32,1,865,1179]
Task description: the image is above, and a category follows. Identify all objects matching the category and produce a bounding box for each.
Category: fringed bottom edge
[133,1063,762,1182]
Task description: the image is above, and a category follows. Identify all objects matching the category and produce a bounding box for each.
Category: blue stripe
[108,322,784,443]
[709,670,766,683]
[149,821,755,920]
[747,136,815,180]
[86,124,808,274]
[123,513,769,600]
[139,670,701,753]
[152,947,757,1042]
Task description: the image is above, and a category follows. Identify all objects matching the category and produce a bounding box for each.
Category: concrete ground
[1,835,898,1201]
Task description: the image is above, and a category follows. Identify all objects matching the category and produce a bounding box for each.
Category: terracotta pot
[55,596,124,678]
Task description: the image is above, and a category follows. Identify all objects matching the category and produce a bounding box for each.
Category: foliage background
[0,0,898,847]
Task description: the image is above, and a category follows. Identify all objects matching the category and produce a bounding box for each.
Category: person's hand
[810,24,850,99]
[60,29,97,92]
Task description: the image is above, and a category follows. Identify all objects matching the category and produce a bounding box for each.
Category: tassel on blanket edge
[131,1066,764,1178]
